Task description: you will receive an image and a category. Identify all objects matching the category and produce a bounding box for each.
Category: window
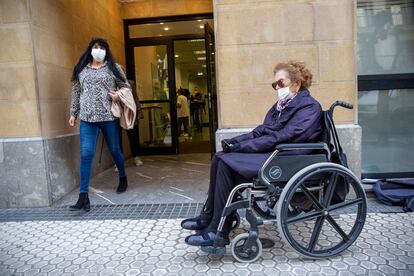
[357,0,414,177]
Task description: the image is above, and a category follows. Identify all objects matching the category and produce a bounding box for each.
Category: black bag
[374,179,414,212]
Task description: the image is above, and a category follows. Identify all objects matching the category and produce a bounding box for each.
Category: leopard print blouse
[70,63,130,122]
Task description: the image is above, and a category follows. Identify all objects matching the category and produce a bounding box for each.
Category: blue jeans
[79,120,126,193]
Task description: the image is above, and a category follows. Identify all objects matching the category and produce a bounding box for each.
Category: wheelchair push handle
[336,101,353,109]
[329,101,353,116]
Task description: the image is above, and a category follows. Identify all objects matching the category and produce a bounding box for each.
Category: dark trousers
[178,116,190,134]
[204,154,251,234]
[119,124,140,158]
[193,107,203,130]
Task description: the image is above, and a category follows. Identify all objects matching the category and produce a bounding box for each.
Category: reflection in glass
[134,46,169,101]
[138,102,171,148]
[358,89,414,174]
[357,0,414,75]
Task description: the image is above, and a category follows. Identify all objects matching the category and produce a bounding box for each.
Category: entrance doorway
[124,14,217,155]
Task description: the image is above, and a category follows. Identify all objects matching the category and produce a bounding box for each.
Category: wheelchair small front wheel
[231,233,262,263]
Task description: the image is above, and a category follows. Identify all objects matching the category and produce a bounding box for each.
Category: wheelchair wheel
[231,212,240,230]
[231,233,262,263]
[276,162,367,259]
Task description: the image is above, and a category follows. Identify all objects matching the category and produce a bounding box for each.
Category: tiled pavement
[1,154,414,275]
[0,213,413,276]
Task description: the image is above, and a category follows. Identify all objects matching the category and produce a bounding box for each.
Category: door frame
[124,14,214,155]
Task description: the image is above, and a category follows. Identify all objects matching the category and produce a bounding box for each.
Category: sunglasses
[271,79,287,90]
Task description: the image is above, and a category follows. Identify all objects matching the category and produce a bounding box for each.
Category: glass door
[204,23,219,155]
[173,38,211,154]
[130,42,177,154]
[124,15,216,155]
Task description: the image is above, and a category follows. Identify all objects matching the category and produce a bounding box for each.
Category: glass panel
[129,19,214,38]
[134,45,169,101]
[358,89,414,174]
[205,24,218,154]
[357,0,414,75]
[174,39,211,153]
[139,102,171,148]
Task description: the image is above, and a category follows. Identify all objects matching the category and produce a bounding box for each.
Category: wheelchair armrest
[276,143,330,159]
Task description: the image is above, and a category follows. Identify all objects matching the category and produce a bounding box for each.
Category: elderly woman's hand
[222,139,241,153]
[228,143,241,152]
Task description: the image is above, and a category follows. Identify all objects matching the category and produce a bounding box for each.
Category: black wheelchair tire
[276,162,367,259]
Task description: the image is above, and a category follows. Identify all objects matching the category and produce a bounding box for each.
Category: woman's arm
[70,80,81,118]
[231,105,276,143]
[236,103,322,152]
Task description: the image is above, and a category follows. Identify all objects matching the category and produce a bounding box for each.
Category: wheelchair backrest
[320,111,348,167]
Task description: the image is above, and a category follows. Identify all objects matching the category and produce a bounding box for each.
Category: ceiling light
[193,50,206,55]
[199,25,204,29]
[197,57,206,61]
[197,72,204,76]
[164,27,169,31]
[175,54,179,58]
[160,22,164,25]
[197,19,202,22]
[188,39,204,43]
[202,64,207,68]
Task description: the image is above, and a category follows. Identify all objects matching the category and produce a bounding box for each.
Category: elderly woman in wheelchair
[181,61,367,262]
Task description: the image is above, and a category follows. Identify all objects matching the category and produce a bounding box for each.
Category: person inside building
[191,87,205,132]
[68,37,131,211]
[177,88,191,137]
[181,61,323,249]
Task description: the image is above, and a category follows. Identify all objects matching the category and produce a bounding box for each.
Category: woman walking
[69,37,130,211]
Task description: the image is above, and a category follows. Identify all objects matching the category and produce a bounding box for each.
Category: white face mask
[277,86,294,101]
[91,48,106,62]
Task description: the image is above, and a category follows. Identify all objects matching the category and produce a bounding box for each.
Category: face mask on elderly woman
[277,86,295,101]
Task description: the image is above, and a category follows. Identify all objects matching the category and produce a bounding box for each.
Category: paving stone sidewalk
[1,212,414,276]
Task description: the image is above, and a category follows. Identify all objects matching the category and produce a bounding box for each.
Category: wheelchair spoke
[300,184,324,211]
[286,210,323,224]
[323,172,338,207]
[326,215,350,242]
[307,216,325,252]
[328,198,363,212]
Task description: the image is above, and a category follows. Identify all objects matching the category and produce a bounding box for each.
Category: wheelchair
[206,101,368,263]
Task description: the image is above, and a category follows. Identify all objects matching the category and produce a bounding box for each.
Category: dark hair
[71,37,126,82]
[273,60,313,90]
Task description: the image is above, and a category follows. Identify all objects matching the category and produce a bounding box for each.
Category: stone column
[0,0,126,208]
[213,0,361,177]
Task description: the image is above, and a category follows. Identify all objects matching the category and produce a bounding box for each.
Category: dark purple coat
[218,90,323,179]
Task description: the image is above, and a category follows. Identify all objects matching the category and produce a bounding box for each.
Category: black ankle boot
[116,176,128,193]
[70,192,90,211]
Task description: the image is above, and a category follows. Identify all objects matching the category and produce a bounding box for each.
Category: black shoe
[116,176,128,193]
[185,230,217,246]
[69,193,90,212]
[185,230,230,247]
[181,213,211,231]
